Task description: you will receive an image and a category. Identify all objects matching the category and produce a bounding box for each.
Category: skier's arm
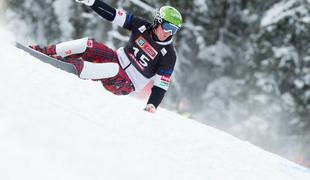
[76,0,132,27]
[145,74,171,111]
[146,86,166,112]
[145,55,176,113]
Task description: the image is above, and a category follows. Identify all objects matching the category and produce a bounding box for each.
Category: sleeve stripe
[153,74,171,91]
[126,14,133,25]
[91,0,116,21]
[112,9,127,27]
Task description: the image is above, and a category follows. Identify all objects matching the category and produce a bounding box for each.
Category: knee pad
[56,37,90,57]
[79,62,119,80]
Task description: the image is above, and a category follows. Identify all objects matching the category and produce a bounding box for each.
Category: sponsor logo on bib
[135,36,158,60]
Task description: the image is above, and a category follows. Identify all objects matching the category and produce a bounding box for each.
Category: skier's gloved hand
[75,0,95,6]
[144,104,156,113]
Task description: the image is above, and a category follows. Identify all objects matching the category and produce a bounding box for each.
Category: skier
[30,0,182,113]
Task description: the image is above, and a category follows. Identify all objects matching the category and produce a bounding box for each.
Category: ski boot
[29,45,56,56]
[50,55,84,76]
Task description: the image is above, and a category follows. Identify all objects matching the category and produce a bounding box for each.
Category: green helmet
[155,6,183,29]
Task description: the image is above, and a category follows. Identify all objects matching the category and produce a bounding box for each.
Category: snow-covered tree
[246,0,310,159]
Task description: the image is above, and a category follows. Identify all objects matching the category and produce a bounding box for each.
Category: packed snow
[0,28,310,180]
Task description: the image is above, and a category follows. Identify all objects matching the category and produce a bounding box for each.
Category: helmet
[154,6,183,29]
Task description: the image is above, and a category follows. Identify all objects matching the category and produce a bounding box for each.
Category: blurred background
[1,0,309,167]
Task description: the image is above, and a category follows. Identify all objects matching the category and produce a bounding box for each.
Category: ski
[15,42,78,75]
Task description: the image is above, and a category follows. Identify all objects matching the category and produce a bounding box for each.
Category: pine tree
[248,0,310,133]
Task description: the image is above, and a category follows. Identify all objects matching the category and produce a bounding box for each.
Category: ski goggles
[161,22,180,35]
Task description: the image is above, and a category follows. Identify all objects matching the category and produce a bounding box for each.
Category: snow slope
[0,28,309,180]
